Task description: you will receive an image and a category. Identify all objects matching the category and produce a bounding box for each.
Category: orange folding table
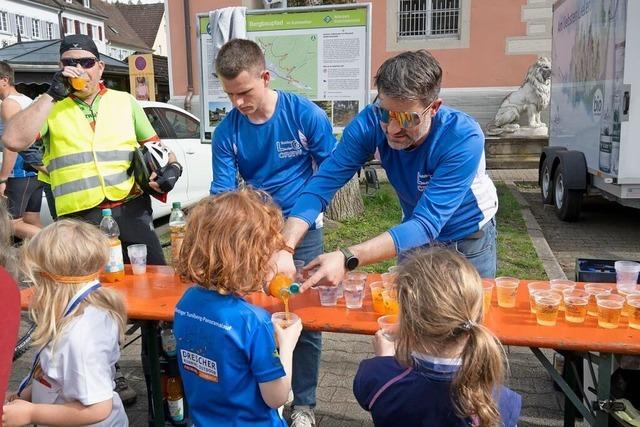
[20,266,640,426]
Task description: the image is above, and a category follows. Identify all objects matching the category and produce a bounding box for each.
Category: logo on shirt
[181,350,218,383]
[276,139,303,159]
[417,171,431,192]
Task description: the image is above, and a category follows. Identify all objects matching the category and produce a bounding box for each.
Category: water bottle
[169,202,186,264]
[166,375,185,423]
[160,321,177,357]
[99,209,124,282]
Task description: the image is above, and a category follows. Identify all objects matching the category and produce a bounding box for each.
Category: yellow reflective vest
[45,90,137,216]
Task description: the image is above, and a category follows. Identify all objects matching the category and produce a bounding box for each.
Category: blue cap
[289,283,300,294]
[101,208,112,216]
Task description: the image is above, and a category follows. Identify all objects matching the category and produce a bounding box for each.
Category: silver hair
[374,50,442,104]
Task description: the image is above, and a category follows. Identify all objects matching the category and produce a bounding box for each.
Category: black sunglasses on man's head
[61,57,98,69]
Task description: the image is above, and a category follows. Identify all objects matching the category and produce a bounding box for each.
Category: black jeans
[63,194,166,265]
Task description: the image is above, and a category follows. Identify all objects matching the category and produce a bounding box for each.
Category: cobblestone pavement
[10,169,607,427]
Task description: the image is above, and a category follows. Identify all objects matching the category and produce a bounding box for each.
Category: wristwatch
[340,247,359,271]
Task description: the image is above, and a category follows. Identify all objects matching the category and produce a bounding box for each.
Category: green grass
[495,183,546,279]
[324,182,547,278]
[163,182,547,279]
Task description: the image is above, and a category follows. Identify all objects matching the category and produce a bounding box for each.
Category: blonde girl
[354,247,521,426]
[173,189,301,427]
[2,220,128,427]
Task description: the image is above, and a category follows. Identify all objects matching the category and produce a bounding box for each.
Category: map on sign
[255,35,318,98]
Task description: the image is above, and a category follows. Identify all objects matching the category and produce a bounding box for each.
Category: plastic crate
[575,258,640,284]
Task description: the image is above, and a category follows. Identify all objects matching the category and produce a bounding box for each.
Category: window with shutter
[74,20,80,34]
[0,11,8,33]
[46,22,54,39]
[98,26,102,40]
[16,15,25,36]
[32,19,40,38]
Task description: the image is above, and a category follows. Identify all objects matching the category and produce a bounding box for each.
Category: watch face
[346,256,359,271]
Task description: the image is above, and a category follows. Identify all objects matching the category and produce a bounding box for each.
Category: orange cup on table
[527,282,550,314]
[562,289,589,323]
[534,291,562,326]
[382,288,399,315]
[627,295,640,330]
[617,285,640,317]
[596,293,625,329]
[584,283,614,316]
[550,280,576,311]
[481,279,494,318]
[495,277,519,308]
[369,281,386,314]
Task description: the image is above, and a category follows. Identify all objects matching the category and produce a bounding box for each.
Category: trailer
[540,0,640,221]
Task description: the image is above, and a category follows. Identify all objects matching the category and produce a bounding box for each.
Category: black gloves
[154,162,182,193]
[47,71,71,102]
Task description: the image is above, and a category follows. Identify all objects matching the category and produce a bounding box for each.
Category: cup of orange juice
[69,74,88,91]
[370,281,386,314]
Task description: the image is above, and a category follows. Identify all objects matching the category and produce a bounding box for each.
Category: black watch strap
[340,247,359,271]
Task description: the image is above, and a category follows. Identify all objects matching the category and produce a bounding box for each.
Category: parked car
[37,101,212,224]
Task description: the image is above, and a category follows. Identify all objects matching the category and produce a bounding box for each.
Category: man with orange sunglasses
[278,49,499,288]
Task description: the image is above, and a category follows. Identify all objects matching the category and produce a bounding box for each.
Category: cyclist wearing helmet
[277,50,499,288]
[2,34,181,270]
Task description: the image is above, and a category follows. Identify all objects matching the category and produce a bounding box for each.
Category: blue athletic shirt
[210,91,336,229]
[174,286,287,427]
[290,105,498,253]
[354,355,521,427]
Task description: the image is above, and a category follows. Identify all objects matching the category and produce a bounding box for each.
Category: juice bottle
[166,375,184,423]
[99,209,125,282]
[268,273,300,320]
[169,202,186,264]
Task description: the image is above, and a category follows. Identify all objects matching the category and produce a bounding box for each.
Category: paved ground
[12,168,638,426]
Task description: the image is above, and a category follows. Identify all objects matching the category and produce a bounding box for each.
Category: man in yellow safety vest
[2,34,183,406]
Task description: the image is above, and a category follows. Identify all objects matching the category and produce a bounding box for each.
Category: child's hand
[373,330,396,357]
[2,399,34,427]
[273,317,302,353]
[4,391,19,404]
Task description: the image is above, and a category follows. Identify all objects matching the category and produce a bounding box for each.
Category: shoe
[291,405,315,427]
[114,367,137,406]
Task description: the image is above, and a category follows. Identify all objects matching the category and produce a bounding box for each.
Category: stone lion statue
[487,57,551,135]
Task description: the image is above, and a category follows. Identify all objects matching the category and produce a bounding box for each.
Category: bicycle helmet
[130,141,171,196]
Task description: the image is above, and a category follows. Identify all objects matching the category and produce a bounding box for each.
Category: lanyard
[18,280,102,396]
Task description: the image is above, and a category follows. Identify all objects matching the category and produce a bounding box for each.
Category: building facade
[165,0,553,127]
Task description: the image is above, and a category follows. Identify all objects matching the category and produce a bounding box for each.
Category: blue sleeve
[388,128,484,253]
[248,316,286,384]
[290,109,376,225]
[210,122,238,195]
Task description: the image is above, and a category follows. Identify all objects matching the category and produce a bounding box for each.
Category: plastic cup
[527,282,550,314]
[343,279,365,309]
[370,281,386,314]
[585,283,614,316]
[381,272,397,286]
[387,265,398,274]
[127,244,147,275]
[534,291,562,326]
[482,279,494,318]
[596,294,625,329]
[495,277,519,308]
[621,290,640,317]
[346,271,368,282]
[617,285,639,316]
[271,312,300,329]
[317,285,339,306]
[563,289,589,323]
[627,295,640,330]
[615,261,640,286]
[377,314,399,341]
[69,75,87,90]
[550,280,576,311]
[381,288,399,315]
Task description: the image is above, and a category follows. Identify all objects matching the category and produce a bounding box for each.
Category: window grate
[398,0,460,39]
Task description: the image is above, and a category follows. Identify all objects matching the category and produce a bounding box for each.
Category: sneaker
[114,367,137,406]
[291,405,315,427]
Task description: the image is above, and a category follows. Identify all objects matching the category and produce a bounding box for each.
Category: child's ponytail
[454,322,505,426]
